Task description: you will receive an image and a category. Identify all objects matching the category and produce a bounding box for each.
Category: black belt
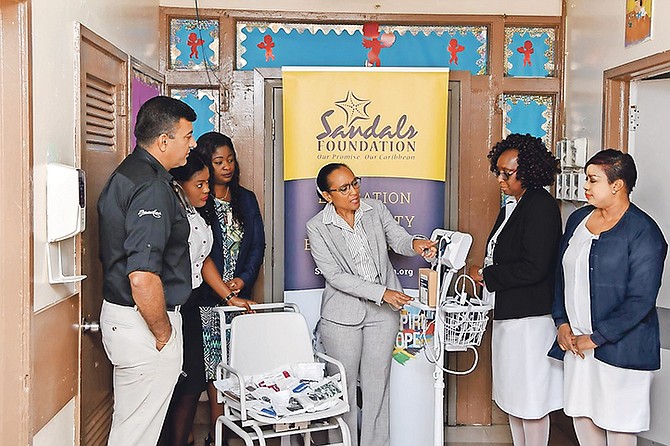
[104,299,182,312]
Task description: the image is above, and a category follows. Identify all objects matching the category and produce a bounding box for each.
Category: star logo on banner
[335,91,371,127]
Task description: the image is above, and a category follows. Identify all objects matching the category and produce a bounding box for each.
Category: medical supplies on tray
[214,362,343,419]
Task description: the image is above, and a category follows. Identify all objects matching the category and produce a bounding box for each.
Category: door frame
[252,67,466,422]
[254,68,283,302]
[0,0,33,444]
[603,50,670,151]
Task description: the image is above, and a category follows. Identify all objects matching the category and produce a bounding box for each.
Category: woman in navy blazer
[550,150,667,445]
[469,134,563,446]
[194,132,265,446]
[205,186,265,301]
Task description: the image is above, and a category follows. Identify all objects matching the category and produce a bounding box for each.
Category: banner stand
[282,67,449,445]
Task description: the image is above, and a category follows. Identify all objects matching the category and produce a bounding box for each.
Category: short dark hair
[316,163,350,198]
[134,96,196,149]
[585,149,637,194]
[169,150,208,183]
[488,133,560,189]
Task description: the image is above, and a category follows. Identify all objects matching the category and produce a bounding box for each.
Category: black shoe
[204,433,214,446]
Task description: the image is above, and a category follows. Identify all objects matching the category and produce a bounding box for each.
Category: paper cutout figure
[187,32,205,59]
[447,38,465,65]
[626,0,652,46]
[634,0,648,18]
[257,35,276,62]
[362,22,395,67]
[517,40,534,66]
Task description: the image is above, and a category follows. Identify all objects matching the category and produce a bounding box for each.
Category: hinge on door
[629,105,639,131]
[118,89,127,117]
[271,118,276,141]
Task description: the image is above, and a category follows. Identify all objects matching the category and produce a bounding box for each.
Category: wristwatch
[224,292,235,303]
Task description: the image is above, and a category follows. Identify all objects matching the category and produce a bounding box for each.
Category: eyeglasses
[327,177,362,195]
[493,169,517,181]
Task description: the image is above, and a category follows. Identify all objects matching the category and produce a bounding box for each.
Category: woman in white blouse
[551,150,667,446]
[162,151,251,446]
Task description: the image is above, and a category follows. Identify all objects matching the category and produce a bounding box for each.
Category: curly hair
[487,133,560,189]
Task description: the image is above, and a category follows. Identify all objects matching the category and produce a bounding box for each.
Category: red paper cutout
[257,35,276,62]
[187,32,205,59]
[517,40,534,67]
[362,22,395,67]
[447,38,465,65]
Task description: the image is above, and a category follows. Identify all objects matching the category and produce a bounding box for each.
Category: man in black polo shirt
[97,96,196,446]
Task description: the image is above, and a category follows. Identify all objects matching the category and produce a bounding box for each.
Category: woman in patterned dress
[194,132,265,445]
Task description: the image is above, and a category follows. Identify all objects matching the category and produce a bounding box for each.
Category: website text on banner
[282,67,449,446]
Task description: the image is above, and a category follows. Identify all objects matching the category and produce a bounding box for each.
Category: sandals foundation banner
[283,68,448,446]
[282,67,449,292]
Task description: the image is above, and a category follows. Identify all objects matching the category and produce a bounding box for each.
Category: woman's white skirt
[492,315,563,419]
[564,349,652,432]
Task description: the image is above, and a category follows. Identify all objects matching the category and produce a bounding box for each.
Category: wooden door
[79,25,128,446]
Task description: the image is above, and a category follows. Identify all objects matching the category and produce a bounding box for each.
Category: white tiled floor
[192,400,578,445]
[445,425,512,444]
[443,424,577,445]
[192,422,578,445]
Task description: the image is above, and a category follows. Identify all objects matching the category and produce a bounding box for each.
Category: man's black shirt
[97,147,191,308]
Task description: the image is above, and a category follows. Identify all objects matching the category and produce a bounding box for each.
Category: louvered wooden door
[79,26,128,446]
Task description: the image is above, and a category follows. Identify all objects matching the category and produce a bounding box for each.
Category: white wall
[32,399,75,446]
[31,0,159,442]
[32,0,160,311]
[160,0,561,16]
[565,0,670,144]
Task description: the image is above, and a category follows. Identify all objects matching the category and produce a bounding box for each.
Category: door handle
[80,319,100,333]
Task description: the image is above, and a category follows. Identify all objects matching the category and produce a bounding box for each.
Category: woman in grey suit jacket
[306,163,436,446]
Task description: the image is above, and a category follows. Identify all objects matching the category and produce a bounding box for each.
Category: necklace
[219,186,230,201]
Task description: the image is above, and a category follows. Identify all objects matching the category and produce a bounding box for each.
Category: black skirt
[173,304,207,397]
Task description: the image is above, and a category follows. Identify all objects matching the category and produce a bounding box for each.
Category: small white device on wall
[555,137,588,202]
[46,163,87,283]
[47,163,86,241]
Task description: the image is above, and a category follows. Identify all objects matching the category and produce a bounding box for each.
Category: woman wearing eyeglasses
[306,163,436,446]
[468,133,563,446]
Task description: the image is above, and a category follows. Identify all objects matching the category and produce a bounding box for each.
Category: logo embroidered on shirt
[138,209,162,218]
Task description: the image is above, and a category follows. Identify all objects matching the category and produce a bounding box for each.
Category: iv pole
[424,230,473,446]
